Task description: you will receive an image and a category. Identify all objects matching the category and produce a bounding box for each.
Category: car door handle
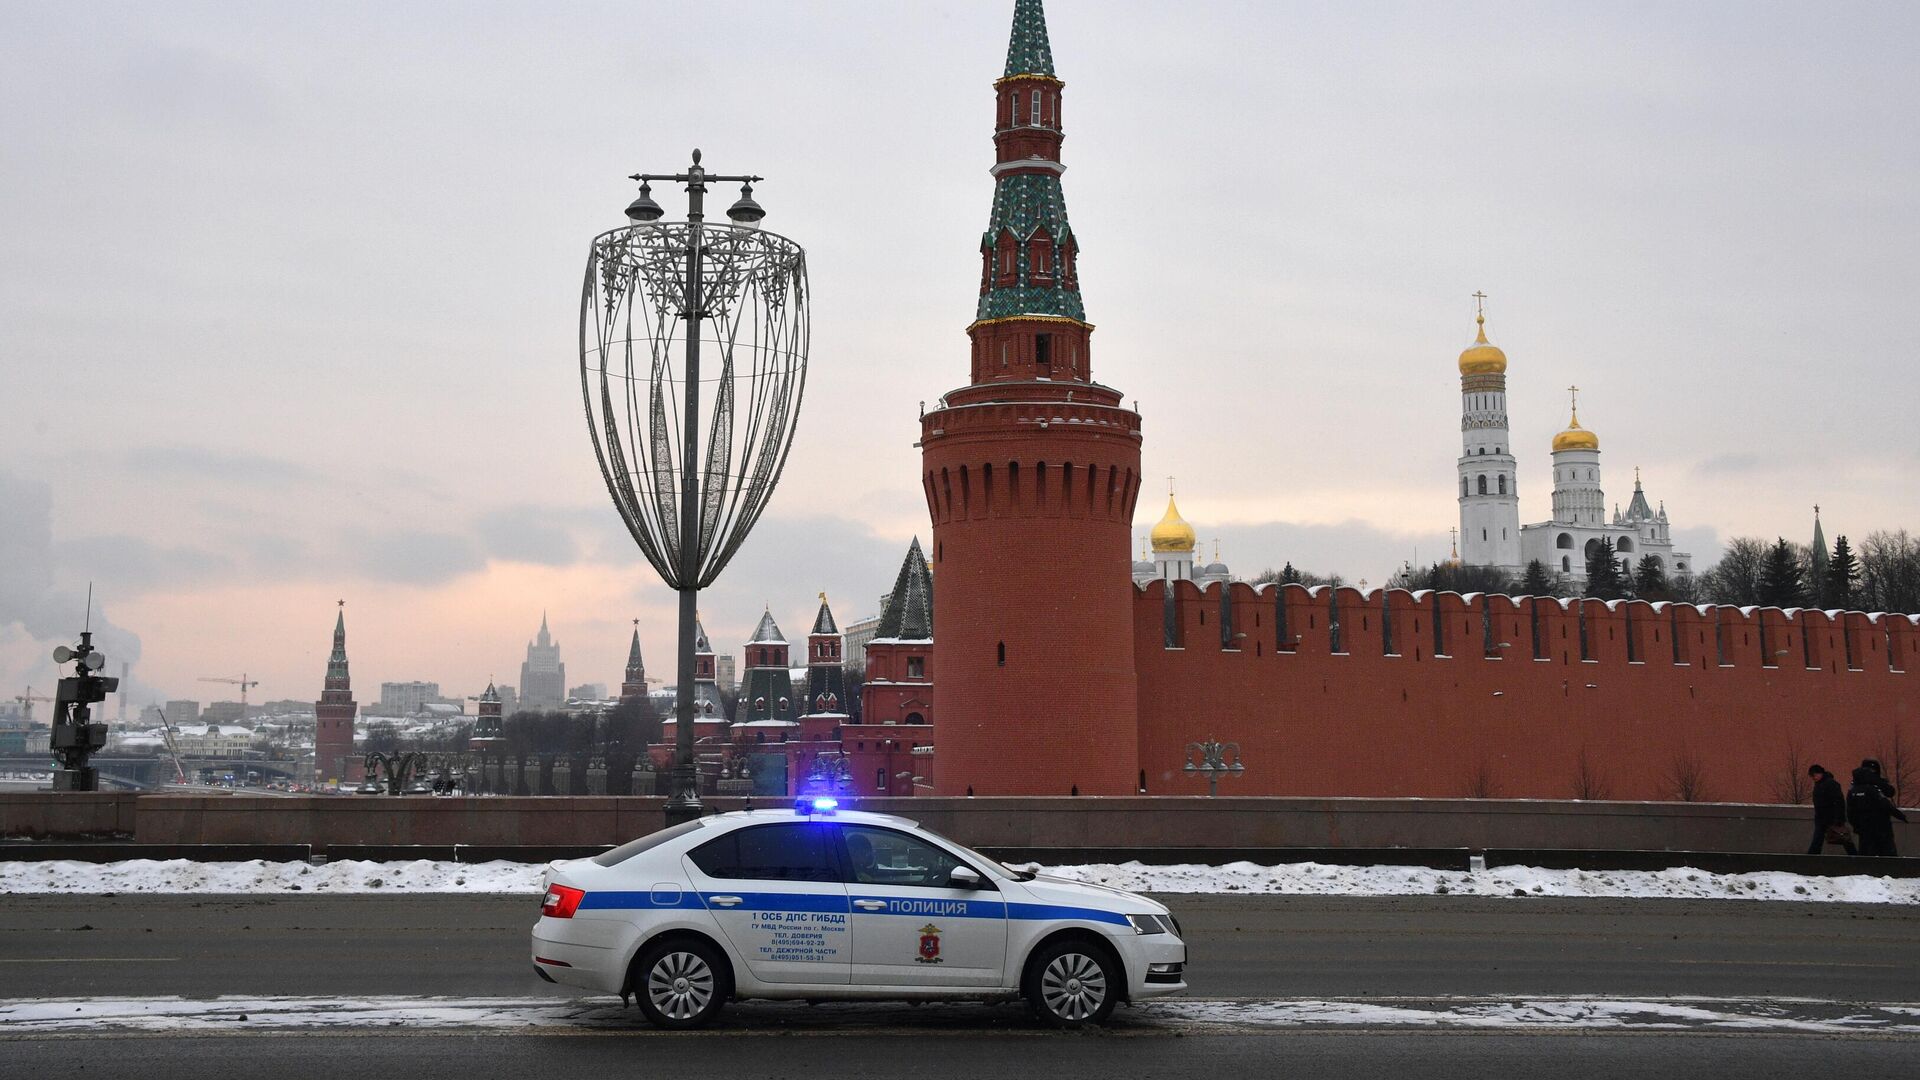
[853,899,887,910]
[708,895,743,907]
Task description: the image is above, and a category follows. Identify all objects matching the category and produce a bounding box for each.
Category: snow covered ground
[1,994,1915,1035]
[0,857,1915,903]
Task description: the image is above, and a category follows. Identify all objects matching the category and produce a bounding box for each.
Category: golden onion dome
[1457,313,1507,375]
[1552,404,1600,452]
[1149,494,1197,553]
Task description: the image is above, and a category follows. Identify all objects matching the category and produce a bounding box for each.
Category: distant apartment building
[568,683,608,701]
[713,655,737,693]
[162,700,200,728]
[496,685,519,717]
[378,681,444,716]
[201,701,247,725]
[839,610,884,675]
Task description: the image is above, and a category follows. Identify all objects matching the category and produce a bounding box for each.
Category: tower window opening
[1482,529,1487,541]
[907,656,924,679]
[1000,342,1008,368]
[997,641,1006,666]
[1498,475,1507,495]
[1477,475,1488,495]
[1035,333,1052,368]
[1031,89,1041,126]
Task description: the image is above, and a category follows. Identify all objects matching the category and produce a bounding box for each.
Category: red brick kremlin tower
[313,602,358,785]
[921,0,1144,794]
[618,621,647,707]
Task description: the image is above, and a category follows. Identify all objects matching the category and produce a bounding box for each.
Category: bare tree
[1769,737,1810,805]
[1859,530,1920,615]
[1462,758,1500,799]
[1665,750,1711,803]
[1697,537,1769,606]
[1871,723,1915,805]
[1571,746,1612,800]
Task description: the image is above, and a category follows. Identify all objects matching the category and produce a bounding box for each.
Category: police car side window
[839,825,969,889]
[687,823,838,882]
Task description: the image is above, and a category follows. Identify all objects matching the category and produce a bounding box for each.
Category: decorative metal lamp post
[580,150,810,826]
[1184,738,1245,797]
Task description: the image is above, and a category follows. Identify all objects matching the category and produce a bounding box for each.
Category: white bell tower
[1455,293,1522,572]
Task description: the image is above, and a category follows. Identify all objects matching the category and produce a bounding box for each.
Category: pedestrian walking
[1846,765,1907,858]
[1806,764,1856,856]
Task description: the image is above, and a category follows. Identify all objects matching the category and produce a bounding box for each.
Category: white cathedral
[1455,301,1692,586]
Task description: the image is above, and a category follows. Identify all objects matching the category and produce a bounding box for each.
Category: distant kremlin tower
[919,0,1144,795]
[1456,300,1692,584]
[313,602,357,784]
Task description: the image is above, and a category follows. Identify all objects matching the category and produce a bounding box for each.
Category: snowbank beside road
[1035,860,1920,904]
[1,857,1916,903]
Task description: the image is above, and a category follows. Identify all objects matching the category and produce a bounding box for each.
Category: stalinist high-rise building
[518,613,566,710]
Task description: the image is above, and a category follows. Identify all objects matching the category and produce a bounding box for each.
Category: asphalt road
[1,892,1914,1001]
[2,893,1916,1077]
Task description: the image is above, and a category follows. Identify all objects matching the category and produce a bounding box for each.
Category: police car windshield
[937,836,1033,881]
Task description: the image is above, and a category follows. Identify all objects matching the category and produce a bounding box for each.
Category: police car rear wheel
[1025,940,1117,1026]
[635,939,725,1029]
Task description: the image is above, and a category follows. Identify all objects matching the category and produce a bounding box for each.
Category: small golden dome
[1458,313,1507,375]
[1150,494,1197,553]
[1552,405,1600,453]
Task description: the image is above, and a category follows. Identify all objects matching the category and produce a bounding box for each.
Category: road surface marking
[0,958,181,964]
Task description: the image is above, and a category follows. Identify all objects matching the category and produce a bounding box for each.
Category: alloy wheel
[1040,951,1108,1021]
[646,950,716,1021]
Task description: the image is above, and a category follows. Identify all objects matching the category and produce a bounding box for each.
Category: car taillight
[541,884,585,919]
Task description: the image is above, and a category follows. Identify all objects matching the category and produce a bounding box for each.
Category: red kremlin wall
[1133,581,1919,803]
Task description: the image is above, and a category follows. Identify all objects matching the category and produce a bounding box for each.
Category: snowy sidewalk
[0,857,1916,903]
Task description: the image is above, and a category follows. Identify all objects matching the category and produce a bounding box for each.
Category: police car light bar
[794,796,839,815]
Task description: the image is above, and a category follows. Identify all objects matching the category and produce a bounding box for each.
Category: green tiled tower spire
[326,607,349,684]
[1003,0,1056,78]
[978,0,1082,324]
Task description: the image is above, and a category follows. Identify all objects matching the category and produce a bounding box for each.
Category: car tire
[1024,938,1120,1027]
[632,937,728,1029]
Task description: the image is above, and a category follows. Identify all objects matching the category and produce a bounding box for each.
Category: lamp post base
[664,765,703,826]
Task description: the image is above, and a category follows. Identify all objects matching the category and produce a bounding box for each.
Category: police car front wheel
[633,938,728,1029]
[1024,939,1119,1027]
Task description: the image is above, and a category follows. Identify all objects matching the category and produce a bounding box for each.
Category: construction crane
[198,674,261,720]
[198,674,260,786]
[12,687,54,724]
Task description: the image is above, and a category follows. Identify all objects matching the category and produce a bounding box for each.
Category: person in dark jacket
[1847,766,1907,857]
[1861,758,1898,800]
[1806,765,1856,856]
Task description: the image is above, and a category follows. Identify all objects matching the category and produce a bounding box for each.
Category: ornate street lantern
[581,150,810,824]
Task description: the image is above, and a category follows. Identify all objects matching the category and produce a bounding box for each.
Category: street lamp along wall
[1184,738,1245,797]
[580,149,811,826]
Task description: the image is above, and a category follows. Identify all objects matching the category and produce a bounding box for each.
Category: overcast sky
[3,1,1917,711]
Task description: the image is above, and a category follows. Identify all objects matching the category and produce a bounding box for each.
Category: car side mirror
[948,865,983,890]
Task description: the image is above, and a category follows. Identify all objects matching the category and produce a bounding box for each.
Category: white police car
[531,799,1187,1028]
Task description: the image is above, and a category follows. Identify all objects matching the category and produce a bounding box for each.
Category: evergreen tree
[1584,538,1625,600]
[1827,535,1860,610]
[1759,537,1805,608]
[1519,559,1556,597]
[1635,553,1671,601]
[1279,562,1302,585]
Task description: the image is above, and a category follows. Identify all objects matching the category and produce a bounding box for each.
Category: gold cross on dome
[1472,290,1487,320]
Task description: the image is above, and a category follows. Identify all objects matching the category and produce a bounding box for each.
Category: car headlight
[1127,914,1172,935]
